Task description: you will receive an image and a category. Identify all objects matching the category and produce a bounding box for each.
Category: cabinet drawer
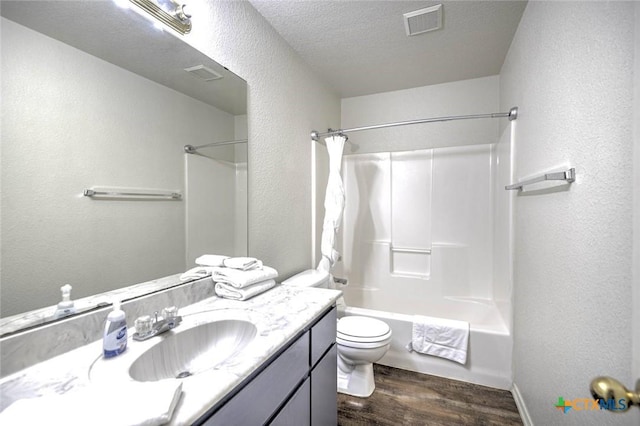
[269,377,311,426]
[204,331,310,426]
[310,307,336,368]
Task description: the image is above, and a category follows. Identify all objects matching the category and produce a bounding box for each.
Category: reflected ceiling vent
[403,4,442,37]
[184,65,223,81]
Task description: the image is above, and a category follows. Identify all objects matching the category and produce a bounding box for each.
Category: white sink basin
[129,319,257,382]
[89,312,260,385]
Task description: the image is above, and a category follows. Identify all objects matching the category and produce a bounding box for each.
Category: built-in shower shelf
[390,245,431,278]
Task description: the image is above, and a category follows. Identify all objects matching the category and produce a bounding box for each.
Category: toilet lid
[337,316,391,342]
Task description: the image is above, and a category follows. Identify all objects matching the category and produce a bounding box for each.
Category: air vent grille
[184,65,223,81]
[404,4,442,37]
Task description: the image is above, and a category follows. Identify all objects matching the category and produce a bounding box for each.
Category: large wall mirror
[0,1,248,327]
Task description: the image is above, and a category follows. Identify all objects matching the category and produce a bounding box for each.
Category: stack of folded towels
[180,255,278,301]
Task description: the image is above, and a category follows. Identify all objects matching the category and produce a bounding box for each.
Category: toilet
[335,315,391,397]
[282,270,392,398]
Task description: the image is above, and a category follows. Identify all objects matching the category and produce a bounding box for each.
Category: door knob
[590,376,640,412]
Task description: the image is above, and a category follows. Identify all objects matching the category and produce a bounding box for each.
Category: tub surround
[0,285,341,424]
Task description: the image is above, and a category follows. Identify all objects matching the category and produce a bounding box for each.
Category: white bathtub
[340,296,513,390]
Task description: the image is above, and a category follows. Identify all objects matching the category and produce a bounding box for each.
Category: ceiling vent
[184,65,223,81]
[403,4,443,37]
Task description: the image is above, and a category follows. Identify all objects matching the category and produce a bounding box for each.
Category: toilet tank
[282,269,330,289]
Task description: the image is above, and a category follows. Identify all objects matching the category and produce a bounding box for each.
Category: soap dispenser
[53,284,76,319]
[103,301,128,358]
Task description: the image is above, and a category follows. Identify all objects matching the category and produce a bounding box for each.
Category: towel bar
[505,168,575,191]
[83,188,182,200]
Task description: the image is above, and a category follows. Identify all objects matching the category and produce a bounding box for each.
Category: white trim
[511,383,533,426]
[311,139,317,267]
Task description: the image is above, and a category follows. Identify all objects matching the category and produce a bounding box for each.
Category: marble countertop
[0,285,342,425]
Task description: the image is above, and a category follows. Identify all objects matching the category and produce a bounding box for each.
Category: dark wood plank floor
[338,364,523,426]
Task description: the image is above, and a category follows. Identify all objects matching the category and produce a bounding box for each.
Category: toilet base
[337,363,376,397]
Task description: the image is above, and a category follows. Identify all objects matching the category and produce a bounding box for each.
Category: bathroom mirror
[0,1,248,328]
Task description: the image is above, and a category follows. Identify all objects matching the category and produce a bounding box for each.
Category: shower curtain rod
[184,138,248,154]
[310,107,518,141]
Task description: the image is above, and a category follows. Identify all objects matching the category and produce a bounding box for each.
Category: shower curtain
[317,135,347,276]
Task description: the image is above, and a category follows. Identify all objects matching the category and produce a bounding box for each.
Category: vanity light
[128,0,192,35]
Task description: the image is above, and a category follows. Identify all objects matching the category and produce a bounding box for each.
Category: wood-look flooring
[337,364,523,426]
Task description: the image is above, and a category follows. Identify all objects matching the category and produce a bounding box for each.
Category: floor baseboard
[511,382,533,426]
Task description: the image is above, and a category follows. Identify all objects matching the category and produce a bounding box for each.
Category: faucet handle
[162,306,179,319]
[162,306,182,329]
[135,315,153,336]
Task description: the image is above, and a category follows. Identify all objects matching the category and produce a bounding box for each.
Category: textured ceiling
[250,0,527,98]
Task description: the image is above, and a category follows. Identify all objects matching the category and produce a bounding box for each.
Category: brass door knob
[590,376,640,412]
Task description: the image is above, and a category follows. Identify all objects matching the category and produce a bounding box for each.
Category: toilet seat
[337,316,392,348]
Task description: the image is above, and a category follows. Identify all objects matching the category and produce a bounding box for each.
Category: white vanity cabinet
[195,306,337,426]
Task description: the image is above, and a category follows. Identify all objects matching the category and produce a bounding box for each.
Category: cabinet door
[311,307,337,368]
[203,332,310,425]
[311,344,337,426]
[270,378,311,426]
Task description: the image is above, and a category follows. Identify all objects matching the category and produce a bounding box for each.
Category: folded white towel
[195,254,230,267]
[406,315,469,365]
[222,257,262,271]
[0,380,182,426]
[180,266,216,281]
[211,266,278,288]
[215,279,277,301]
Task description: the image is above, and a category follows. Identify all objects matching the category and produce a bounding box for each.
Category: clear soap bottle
[53,284,76,319]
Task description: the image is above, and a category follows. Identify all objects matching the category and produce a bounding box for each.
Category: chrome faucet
[133,306,182,341]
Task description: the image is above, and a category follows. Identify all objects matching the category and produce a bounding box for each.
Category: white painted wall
[500,2,636,425]
[1,18,235,315]
[340,76,499,154]
[633,3,640,394]
[183,1,340,279]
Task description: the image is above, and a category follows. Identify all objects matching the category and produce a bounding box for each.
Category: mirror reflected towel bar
[84,187,182,200]
[184,138,248,154]
[505,168,575,191]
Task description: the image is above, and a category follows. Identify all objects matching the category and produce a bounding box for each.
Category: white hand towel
[195,254,230,267]
[211,266,278,288]
[215,279,277,301]
[406,315,469,365]
[180,266,216,281]
[222,257,262,271]
[0,380,182,426]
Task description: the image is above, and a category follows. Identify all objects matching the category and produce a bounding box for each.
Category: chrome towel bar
[505,168,575,191]
[83,188,182,200]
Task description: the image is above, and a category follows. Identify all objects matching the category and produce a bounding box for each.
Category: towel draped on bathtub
[406,315,470,365]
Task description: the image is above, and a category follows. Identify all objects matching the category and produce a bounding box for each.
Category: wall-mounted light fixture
[129,0,192,35]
